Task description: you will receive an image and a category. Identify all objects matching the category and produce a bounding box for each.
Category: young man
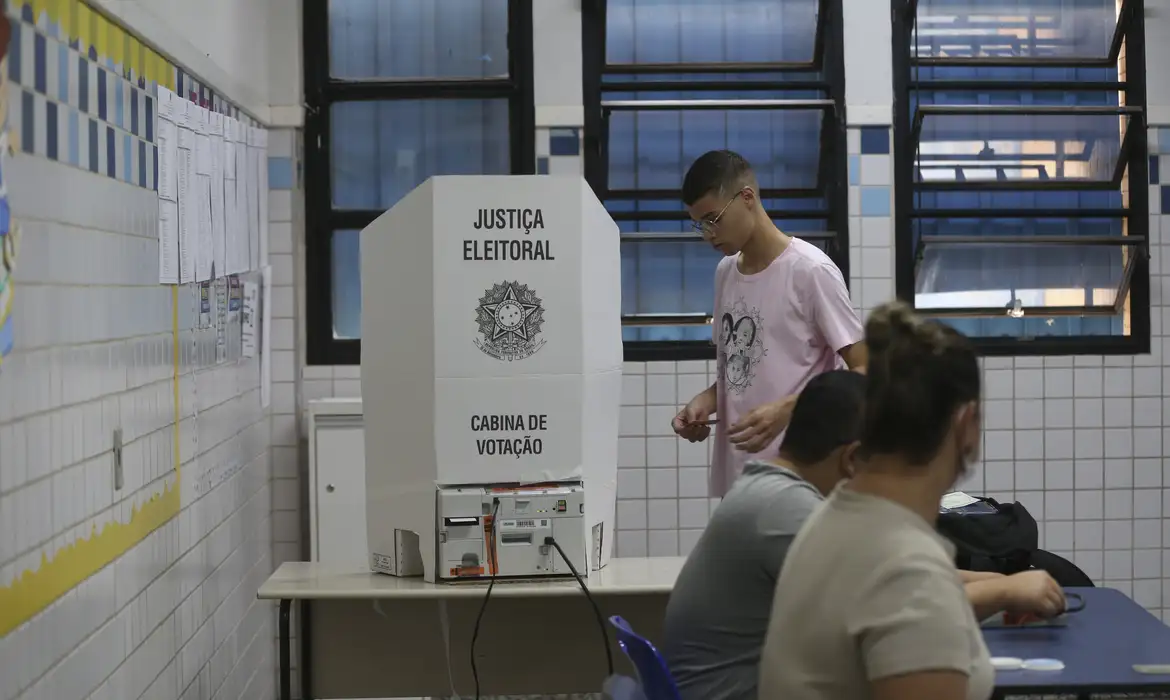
[670,150,867,496]
[662,371,1066,700]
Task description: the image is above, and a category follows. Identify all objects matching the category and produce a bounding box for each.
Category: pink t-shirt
[710,238,864,496]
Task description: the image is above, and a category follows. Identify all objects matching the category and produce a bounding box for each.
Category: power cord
[546,536,615,676]
[470,498,500,700]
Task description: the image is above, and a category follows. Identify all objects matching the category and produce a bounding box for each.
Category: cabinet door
[314,424,370,566]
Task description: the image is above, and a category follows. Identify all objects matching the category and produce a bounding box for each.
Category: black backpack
[936,498,1038,575]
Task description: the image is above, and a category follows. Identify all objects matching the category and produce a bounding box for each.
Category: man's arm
[959,570,1003,584]
[964,570,1066,621]
[839,341,868,374]
[963,577,1013,621]
[769,264,868,411]
[806,261,865,366]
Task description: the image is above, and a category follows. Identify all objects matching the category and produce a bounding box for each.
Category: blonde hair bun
[865,300,952,362]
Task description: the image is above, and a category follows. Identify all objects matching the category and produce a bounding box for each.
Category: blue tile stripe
[267,157,293,190]
[6,6,261,191]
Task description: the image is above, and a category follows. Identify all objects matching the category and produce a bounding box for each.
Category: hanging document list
[157,87,269,284]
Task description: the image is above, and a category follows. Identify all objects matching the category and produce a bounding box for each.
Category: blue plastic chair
[608,615,682,700]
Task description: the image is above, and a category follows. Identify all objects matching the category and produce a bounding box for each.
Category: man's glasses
[691,189,747,237]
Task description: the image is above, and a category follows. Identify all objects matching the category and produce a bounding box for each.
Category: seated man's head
[682,150,766,256]
[777,370,866,495]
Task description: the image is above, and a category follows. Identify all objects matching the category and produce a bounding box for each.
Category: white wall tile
[0,150,272,699]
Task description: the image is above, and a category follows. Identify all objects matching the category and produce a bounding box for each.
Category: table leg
[301,600,312,700]
[279,598,291,700]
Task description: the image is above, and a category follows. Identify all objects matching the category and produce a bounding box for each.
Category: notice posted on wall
[214,276,229,364]
[242,279,258,358]
[155,86,268,284]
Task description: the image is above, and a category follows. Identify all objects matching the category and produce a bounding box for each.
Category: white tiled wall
[0,8,278,700]
[267,127,305,694]
[0,135,274,697]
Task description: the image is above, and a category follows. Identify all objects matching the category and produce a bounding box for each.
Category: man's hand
[671,388,716,443]
[1002,570,1066,618]
[728,396,796,453]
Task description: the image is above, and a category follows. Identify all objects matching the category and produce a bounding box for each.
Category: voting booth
[361,176,623,583]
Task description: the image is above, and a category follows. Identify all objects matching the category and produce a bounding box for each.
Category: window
[304,0,535,364]
[892,0,1150,355]
[583,0,850,362]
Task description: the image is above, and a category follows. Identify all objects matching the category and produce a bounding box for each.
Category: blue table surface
[983,587,1170,690]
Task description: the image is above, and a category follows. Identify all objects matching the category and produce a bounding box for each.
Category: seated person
[759,304,1065,700]
[662,369,1064,700]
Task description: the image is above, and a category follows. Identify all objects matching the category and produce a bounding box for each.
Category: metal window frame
[909,104,1143,192]
[583,0,849,363]
[904,0,1136,67]
[891,0,1150,356]
[913,234,1145,319]
[303,0,537,366]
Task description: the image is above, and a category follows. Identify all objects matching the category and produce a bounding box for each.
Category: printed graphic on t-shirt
[718,299,767,395]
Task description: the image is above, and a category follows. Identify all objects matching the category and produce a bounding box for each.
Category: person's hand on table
[1002,570,1066,619]
[728,397,795,453]
[672,390,716,443]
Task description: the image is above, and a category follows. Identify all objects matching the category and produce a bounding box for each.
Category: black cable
[470,498,500,700]
[546,536,615,676]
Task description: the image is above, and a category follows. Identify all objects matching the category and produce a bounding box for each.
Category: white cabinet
[308,398,369,566]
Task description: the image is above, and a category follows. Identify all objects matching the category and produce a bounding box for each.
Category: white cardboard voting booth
[361,175,623,583]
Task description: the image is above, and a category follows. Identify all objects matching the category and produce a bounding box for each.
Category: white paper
[157,86,176,122]
[196,134,212,176]
[199,281,212,328]
[235,133,250,273]
[158,199,179,284]
[242,279,258,358]
[176,144,194,284]
[174,95,191,130]
[223,121,239,275]
[224,118,237,179]
[215,276,228,364]
[258,128,269,269]
[245,128,260,274]
[196,175,213,282]
[940,491,979,509]
[260,266,272,409]
[157,118,178,202]
[211,119,227,280]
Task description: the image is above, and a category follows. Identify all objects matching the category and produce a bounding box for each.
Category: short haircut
[682,150,756,206]
[779,370,867,464]
[861,301,981,465]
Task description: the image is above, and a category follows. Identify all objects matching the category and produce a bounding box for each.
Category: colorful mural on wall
[0,0,14,371]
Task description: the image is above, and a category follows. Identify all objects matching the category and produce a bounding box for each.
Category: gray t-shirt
[759,486,993,700]
[661,460,823,700]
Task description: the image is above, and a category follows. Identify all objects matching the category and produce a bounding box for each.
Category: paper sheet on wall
[257,128,269,269]
[156,87,179,284]
[242,279,258,358]
[176,126,194,285]
[223,120,239,275]
[158,200,178,284]
[235,128,250,273]
[246,127,260,273]
[261,265,272,409]
[157,119,177,203]
[215,276,229,363]
[209,113,226,279]
[195,108,214,282]
[157,125,179,284]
